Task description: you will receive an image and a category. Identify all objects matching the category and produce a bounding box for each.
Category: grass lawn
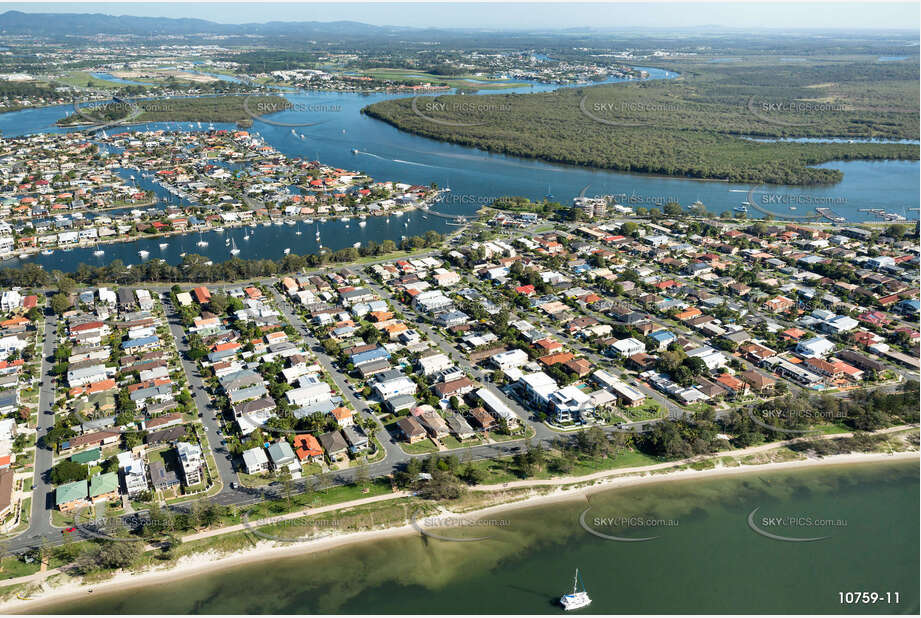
[487,426,534,442]
[303,479,393,508]
[567,449,664,476]
[51,509,75,528]
[0,555,41,581]
[300,463,323,476]
[465,447,664,485]
[810,422,853,435]
[236,472,274,488]
[439,435,466,450]
[399,439,439,455]
[55,71,127,88]
[622,402,666,421]
[12,497,31,533]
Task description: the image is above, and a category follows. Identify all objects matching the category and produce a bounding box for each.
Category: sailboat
[230,238,240,255]
[197,232,208,247]
[295,222,302,236]
[559,569,591,611]
[243,228,251,240]
[545,184,554,199]
[315,224,321,240]
[93,243,105,256]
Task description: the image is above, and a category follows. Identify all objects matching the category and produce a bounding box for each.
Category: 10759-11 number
[839,592,900,604]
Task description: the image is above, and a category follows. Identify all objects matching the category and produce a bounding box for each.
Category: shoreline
[3,197,446,263]
[4,450,917,614]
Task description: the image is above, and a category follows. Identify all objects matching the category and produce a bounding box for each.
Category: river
[33,461,919,614]
[0,67,918,272]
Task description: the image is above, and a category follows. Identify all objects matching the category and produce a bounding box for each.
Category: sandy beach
[3,449,916,614]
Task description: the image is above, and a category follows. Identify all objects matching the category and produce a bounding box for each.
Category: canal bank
[12,456,918,615]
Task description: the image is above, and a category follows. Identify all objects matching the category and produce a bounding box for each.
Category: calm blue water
[0,66,917,272]
[90,72,153,86]
[183,69,247,84]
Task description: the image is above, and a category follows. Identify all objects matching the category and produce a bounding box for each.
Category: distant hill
[0,10,413,37]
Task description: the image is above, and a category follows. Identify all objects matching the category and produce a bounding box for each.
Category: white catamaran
[559,569,591,611]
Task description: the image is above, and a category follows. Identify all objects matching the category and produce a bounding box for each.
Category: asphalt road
[161,294,244,499]
[10,314,61,553]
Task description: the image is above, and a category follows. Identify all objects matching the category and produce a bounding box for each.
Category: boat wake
[392,158,437,168]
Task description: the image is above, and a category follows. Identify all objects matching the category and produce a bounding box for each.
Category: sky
[1,2,918,30]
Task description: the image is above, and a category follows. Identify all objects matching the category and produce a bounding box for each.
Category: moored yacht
[559,569,591,611]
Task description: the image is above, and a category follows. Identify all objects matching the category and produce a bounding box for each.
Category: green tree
[50,293,71,315]
[50,460,88,484]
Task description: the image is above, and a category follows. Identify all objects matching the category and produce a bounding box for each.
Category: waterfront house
[55,480,89,512]
[318,431,350,461]
[395,416,426,444]
[342,425,370,454]
[242,447,270,475]
[89,471,120,504]
[293,434,324,464]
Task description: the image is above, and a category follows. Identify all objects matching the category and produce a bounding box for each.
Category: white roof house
[610,337,646,358]
[822,315,859,334]
[285,382,333,407]
[490,349,530,371]
[417,352,454,376]
[796,336,836,358]
[242,447,270,474]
